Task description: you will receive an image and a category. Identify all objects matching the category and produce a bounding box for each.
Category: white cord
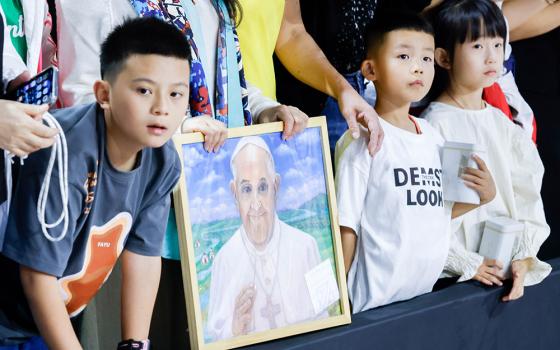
[36,113,69,242]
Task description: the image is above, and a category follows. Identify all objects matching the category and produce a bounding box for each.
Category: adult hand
[461,155,496,205]
[473,258,504,286]
[232,285,256,336]
[257,105,308,140]
[502,258,531,302]
[181,115,227,153]
[0,100,57,157]
[7,70,31,92]
[336,87,383,157]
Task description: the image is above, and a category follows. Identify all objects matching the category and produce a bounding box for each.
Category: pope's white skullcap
[230,135,274,175]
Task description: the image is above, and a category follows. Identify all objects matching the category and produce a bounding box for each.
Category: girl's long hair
[425,0,507,100]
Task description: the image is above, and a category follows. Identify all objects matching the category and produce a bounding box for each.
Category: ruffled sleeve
[509,125,551,286]
[445,227,484,282]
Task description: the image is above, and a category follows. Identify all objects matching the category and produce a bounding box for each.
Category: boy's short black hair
[364,10,434,58]
[100,17,192,81]
[427,0,507,60]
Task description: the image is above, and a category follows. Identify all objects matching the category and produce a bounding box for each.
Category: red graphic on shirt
[59,213,132,317]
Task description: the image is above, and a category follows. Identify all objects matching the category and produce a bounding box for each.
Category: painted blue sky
[182,128,328,224]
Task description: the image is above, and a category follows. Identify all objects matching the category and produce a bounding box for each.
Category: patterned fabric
[335,0,377,73]
[234,27,251,125]
[129,0,251,126]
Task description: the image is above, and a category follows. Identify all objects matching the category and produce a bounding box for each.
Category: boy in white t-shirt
[335,11,496,313]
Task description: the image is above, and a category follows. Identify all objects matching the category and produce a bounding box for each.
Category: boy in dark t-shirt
[0,17,191,350]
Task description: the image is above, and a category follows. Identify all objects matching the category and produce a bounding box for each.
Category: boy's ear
[435,48,451,70]
[361,58,376,81]
[93,80,111,110]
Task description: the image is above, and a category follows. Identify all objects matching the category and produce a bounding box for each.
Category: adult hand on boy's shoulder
[461,155,496,205]
[337,87,384,157]
[181,115,227,153]
[0,100,58,157]
[502,258,532,302]
[257,104,308,140]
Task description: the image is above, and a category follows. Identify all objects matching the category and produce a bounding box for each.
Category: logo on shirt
[7,15,24,38]
[59,212,132,317]
[394,167,443,207]
[83,168,98,215]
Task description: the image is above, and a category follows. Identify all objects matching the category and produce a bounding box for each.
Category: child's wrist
[117,339,150,350]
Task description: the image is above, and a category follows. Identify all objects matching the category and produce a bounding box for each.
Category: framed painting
[172,117,350,349]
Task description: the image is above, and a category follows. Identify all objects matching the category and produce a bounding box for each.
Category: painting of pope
[206,136,326,341]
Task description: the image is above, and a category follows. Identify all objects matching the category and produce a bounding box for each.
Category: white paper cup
[478,217,524,277]
[442,141,485,204]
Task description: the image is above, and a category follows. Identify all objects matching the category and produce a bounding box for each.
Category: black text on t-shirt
[394,167,443,207]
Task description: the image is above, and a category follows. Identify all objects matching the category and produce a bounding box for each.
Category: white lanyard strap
[36,113,69,242]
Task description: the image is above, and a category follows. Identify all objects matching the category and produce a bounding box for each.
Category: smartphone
[6,67,58,106]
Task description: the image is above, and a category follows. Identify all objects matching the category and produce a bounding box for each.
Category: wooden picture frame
[172,117,350,349]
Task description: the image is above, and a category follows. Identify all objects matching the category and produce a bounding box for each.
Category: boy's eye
[137,87,151,95]
[423,56,433,63]
[473,44,483,49]
[494,43,503,48]
[170,91,184,98]
[398,54,409,60]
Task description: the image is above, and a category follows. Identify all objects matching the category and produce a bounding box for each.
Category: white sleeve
[247,81,280,124]
[1,6,27,90]
[508,126,551,286]
[206,251,232,340]
[55,0,136,106]
[335,136,370,234]
[444,226,485,282]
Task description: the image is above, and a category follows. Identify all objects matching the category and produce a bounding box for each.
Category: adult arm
[422,0,444,11]
[501,0,551,33]
[248,81,308,140]
[509,2,560,41]
[120,249,161,341]
[275,0,383,156]
[20,266,82,350]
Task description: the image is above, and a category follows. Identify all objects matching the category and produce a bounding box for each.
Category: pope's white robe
[206,216,323,341]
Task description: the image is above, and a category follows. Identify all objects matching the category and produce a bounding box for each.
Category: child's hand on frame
[461,154,496,205]
[502,258,532,302]
[473,257,504,286]
[181,115,227,153]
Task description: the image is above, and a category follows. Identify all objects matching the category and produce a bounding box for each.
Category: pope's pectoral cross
[260,295,281,329]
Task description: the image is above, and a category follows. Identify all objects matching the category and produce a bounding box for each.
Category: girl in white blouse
[422,0,551,301]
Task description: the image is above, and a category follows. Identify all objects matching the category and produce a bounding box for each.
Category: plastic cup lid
[443,141,484,152]
[485,217,525,233]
